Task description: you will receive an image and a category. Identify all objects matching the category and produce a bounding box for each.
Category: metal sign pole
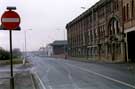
[1,6,20,89]
[9,30,14,89]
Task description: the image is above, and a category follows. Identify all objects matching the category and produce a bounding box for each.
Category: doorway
[127,31,135,62]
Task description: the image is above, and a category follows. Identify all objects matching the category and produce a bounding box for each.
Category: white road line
[48,85,53,89]
[34,72,47,89]
[62,64,79,89]
[67,63,135,89]
[68,72,79,89]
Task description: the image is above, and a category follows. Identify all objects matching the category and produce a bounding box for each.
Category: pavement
[0,63,35,89]
[14,72,34,89]
[29,54,135,89]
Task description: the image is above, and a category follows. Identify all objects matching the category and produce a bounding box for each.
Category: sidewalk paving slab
[14,72,35,89]
[0,63,35,89]
[0,72,35,89]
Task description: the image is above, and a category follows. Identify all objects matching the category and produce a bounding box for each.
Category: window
[95,47,97,56]
[108,44,112,54]
[127,4,129,20]
[99,27,102,39]
[95,29,98,40]
[98,7,104,18]
[88,15,92,26]
[106,2,112,15]
[116,0,119,10]
[88,30,91,44]
[98,27,101,39]
[123,6,126,21]
[93,12,96,23]
[116,43,121,54]
[132,0,134,17]
[114,0,119,11]
[90,30,92,42]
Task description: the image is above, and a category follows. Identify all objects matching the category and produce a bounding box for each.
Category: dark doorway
[127,31,135,62]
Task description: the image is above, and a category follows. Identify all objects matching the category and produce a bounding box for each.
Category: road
[29,54,135,89]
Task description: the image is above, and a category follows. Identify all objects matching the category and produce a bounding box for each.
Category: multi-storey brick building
[66,0,135,62]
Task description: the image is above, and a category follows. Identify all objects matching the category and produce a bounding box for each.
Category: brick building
[66,0,135,62]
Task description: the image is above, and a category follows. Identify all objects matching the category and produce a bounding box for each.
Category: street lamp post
[23,29,32,64]
[23,30,27,64]
[63,29,66,59]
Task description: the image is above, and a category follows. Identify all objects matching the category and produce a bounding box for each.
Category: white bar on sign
[2,18,19,22]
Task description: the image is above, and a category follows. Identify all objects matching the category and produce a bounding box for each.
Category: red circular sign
[1,11,21,30]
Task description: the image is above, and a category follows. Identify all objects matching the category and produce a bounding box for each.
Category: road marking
[67,63,135,89]
[68,71,79,89]
[62,64,80,89]
[34,72,47,89]
[48,85,53,89]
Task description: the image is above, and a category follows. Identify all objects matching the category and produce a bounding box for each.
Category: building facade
[45,44,53,56]
[51,40,68,55]
[66,0,135,62]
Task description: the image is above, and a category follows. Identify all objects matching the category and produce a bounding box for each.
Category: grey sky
[0,0,99,51]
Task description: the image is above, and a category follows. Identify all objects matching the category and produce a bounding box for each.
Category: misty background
[0,0,99,51]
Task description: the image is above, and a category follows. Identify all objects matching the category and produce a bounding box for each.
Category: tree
[0,48,10,60]
[13,48,22,58]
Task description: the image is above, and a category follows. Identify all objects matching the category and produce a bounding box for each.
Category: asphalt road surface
[29,54,135,89]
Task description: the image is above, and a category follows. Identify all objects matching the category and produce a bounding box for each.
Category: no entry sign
[1,7,21,89]
[1,11,21,30]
